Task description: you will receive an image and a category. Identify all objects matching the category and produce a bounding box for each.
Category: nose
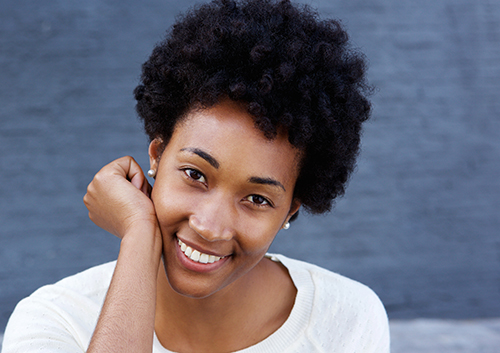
[188,194,236,242]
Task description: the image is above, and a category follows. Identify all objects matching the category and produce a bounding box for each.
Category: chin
[163,264,228,299]
[169,280,217,299]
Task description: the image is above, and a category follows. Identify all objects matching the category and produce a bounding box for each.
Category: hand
[83,156,157,239]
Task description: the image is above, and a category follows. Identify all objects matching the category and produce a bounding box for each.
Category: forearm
[87,226,163,353]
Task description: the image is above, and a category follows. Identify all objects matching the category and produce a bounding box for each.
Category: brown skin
[84,100,301,353]
[84,158,163,353]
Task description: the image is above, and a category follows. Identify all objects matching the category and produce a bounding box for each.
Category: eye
[245,194,273,208]
[183,168,206,184]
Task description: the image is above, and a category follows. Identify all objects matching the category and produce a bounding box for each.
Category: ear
[285,198,301,224]
[148,138,164,172]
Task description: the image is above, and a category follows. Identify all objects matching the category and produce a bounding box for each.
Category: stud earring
[283,222,290,230]
[147,169,156,178]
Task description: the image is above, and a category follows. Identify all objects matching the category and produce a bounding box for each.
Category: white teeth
[199,253,209,263]
[178,239,224,264]
[191,250,201,261]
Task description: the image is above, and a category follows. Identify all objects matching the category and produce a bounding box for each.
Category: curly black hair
[134,0,372,218]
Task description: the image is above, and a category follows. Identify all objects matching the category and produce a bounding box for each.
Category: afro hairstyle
[134,0,372,219]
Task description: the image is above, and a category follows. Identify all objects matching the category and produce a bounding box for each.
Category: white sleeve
[364,291,390,353]
[2,263,113,353]
[2,296,89,353]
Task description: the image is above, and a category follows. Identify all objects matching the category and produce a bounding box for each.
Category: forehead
[168,100,301,187]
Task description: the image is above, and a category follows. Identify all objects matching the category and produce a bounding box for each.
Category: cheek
[151,177,191,228]
[237,222,280,255]
[238,205,288,245]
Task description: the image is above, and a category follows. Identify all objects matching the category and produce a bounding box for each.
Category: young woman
[3,0,389,352]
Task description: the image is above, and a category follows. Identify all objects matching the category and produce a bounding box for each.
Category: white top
[2,254,390,353]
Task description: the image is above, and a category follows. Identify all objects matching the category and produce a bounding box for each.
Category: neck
[154,257,296,353]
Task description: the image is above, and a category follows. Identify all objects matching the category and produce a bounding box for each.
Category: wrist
[120,224,163,264]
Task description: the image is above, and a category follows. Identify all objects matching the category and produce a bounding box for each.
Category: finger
[130,172,145,191]
[130,168,153,197]
[140,178,152,197]
[119,157,153,197]
[113,156,146,190]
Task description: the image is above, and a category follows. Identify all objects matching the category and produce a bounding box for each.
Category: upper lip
[176,236,231,258]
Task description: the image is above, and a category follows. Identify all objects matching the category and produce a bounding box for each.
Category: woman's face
[149,100,301,299]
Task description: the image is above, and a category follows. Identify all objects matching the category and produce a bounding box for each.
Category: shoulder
[271,253,383,304]
[20,260,116,310]
[2,261,116,353]
[46,260,116,298]
[269,254,390,353]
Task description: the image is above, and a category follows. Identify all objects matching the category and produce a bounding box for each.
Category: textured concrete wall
[1,0,499,331]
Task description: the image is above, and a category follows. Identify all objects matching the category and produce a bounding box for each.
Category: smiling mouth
[178,239,225,264]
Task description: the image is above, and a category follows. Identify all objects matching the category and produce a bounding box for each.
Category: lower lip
[175,239,229,273]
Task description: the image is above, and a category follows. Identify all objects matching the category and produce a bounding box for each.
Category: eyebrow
[180,147,285,191]
[180,147,220,169]
[248,176,286,192]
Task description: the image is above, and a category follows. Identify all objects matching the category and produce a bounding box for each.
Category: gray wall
[1,0,499,332]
